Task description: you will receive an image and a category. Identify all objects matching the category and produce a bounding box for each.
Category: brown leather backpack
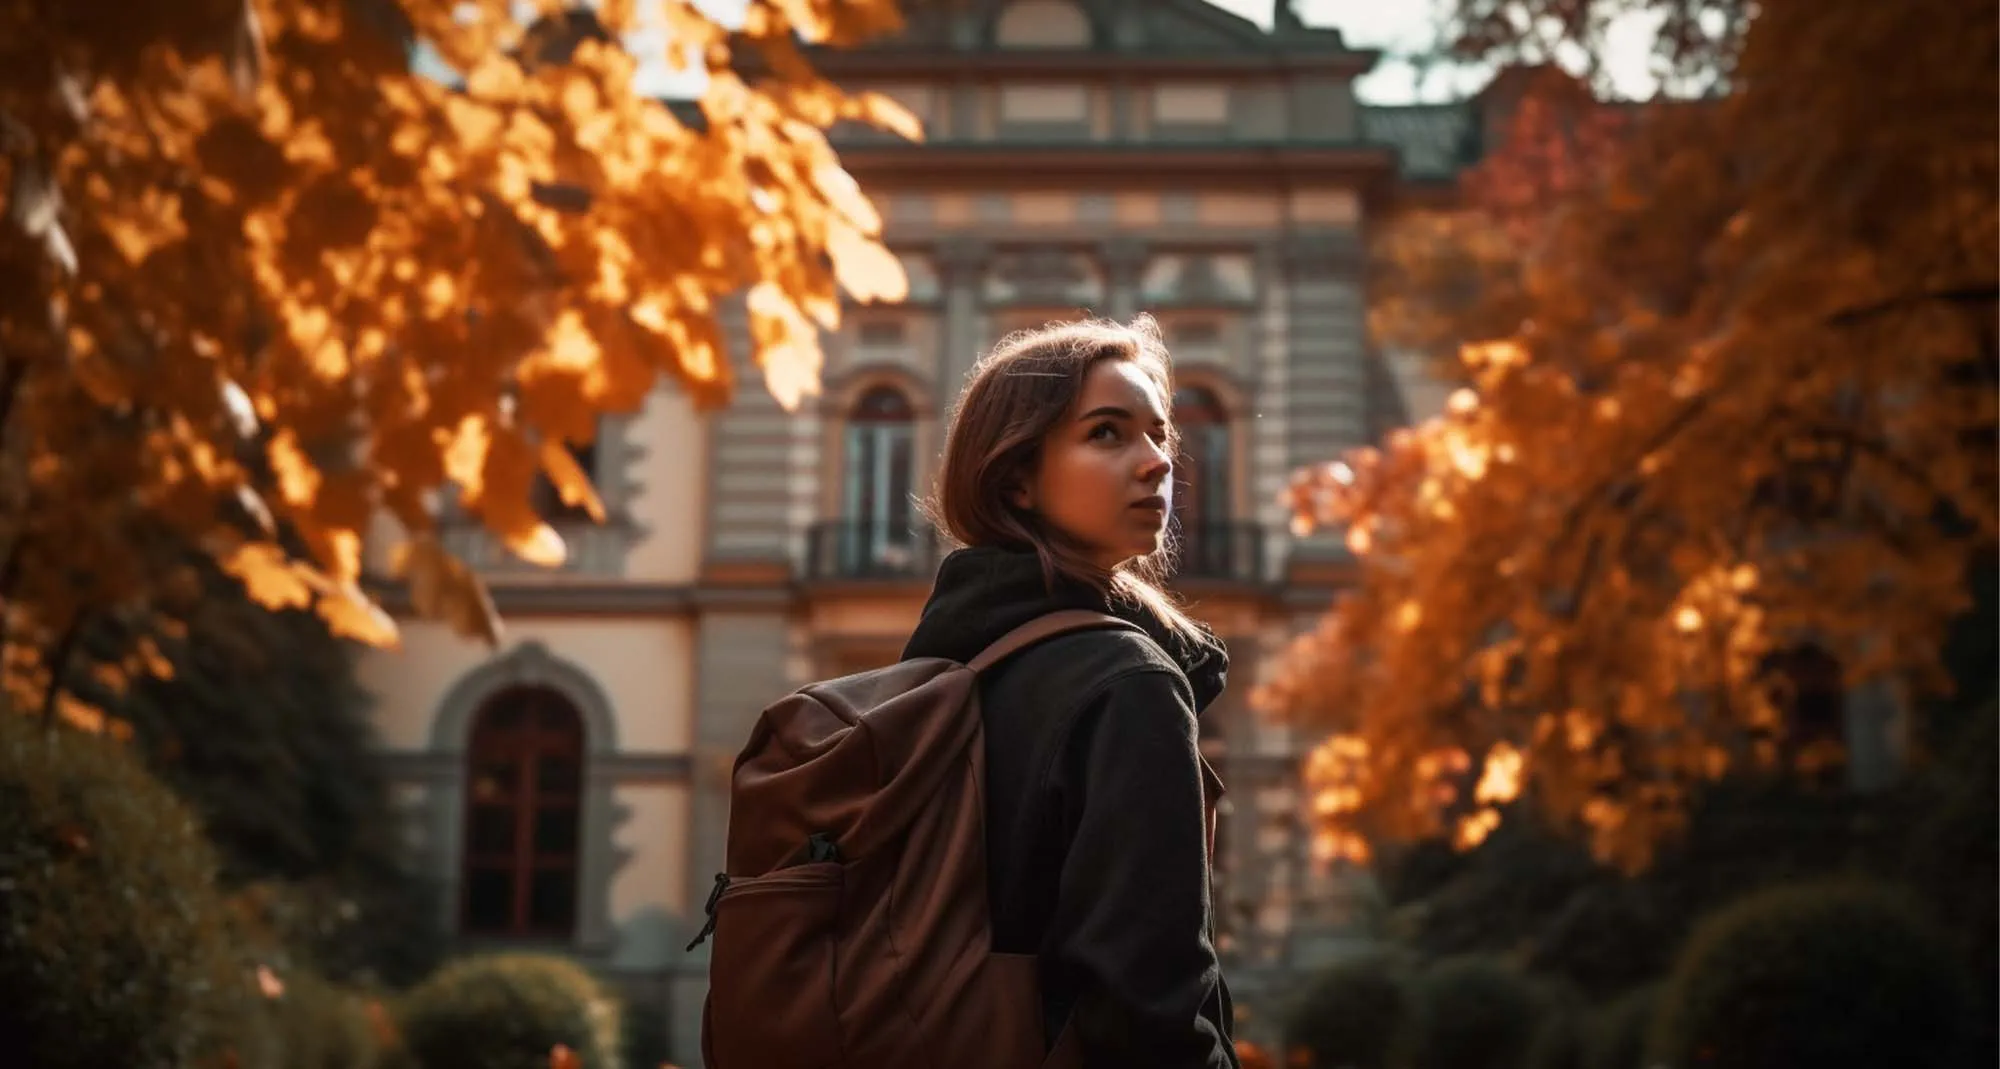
[690,609,1198,1069]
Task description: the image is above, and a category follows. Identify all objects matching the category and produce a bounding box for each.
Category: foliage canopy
[0,0,914,720]
[1262,0,1997,869]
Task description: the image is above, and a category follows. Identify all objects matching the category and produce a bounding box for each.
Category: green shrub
[270,968,388,1069]
[1401,956,1545,1069]
[619,994,674,1069]
[396,953,623,1069]
[1283,951,1412,1069]
[1525,980,1587,1069]
[1652,881,1968,1069]
[0,709,274,1069]
[1581,985,1655,1069]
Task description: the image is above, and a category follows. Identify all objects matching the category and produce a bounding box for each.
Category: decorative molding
[1276,230,1365,276]
[1098,236,1151,281]
[818,361,938,419]
[430,641,622,754]
[984,246,1105,307]
[1143,251,1259,308]
[935,236,991,284]
[382,750,695,785]
[438,413,647,578]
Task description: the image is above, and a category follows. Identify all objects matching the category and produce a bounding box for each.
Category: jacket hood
[902,546,1229,713]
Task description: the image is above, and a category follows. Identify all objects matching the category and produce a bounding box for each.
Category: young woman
[902,316,1239,1068]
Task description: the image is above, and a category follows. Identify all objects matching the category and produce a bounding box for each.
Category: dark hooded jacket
[902,546,1239,1069]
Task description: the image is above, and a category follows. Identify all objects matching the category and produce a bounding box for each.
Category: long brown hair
[925,314,1211,647]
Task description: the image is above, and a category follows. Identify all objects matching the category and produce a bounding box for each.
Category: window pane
[1200,427,1231,516]
[534,804,580,856]
[482,701,526,730]
[537,700,581,735]
[536,754,581,797]
[529,867,578,932]
[468,804,517,856]
[464,867,515,933]
[846,426,880,519]
[885,427,915,530]
[468,761,517,804]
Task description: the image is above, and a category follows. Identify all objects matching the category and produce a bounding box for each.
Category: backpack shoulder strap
[967,609,1139,674]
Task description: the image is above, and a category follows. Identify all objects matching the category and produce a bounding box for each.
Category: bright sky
[418,0,1666,105]
[1213,0,1664,102]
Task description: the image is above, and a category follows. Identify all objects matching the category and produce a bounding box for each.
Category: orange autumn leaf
[0,0,909,717]
[538,437,606,525]
[1266,0,1997,871]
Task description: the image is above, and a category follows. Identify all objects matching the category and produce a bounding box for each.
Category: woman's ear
[1007,481,1034,511]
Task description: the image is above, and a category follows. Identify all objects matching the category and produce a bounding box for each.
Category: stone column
[935,237,988,416]
[1279,229,1368,560]
[1100,237,1149,322]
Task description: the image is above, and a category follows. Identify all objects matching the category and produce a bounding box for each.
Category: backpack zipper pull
[683,872,730,951]
[807,832,841,863]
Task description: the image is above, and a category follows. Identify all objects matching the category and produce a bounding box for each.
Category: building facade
[360,1,1501,1061]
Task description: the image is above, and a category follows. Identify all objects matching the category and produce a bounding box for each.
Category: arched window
[1173,386,1232,575]
[461,686,585,937]
[842,386,918,573]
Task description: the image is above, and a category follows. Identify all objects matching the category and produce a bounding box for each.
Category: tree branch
[1827,284,2000,327]
[1549,390,1717,563]
[39,610,85,728]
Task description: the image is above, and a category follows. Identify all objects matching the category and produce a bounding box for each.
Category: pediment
[1116,0,1276,53]
[867,0,1282,55]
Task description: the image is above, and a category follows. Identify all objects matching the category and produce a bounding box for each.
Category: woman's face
[1013,358,1175,570]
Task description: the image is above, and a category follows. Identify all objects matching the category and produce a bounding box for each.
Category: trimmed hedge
[1402,956,1544,1069]
[268,967,388,1069]
[1652,881,1967,1069]
[1283,951,1412,1069]
[395,953,623,1069]
[0,709,273,1069]
[1579,984,1656,1069]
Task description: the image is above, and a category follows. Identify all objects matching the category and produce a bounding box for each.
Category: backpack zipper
[683,872,730,951]
[683,834,842,952]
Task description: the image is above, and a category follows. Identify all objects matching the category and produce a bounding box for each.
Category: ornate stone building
[359,1,1499,1062]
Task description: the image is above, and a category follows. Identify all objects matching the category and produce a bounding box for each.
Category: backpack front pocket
[703,861,846,1068]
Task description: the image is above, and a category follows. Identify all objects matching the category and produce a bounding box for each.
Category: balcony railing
[803,521,943,581]
[802,520,1265,585]
[1173,522,1266,583]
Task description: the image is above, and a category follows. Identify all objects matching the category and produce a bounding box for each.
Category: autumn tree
[0,0,916,726]
[1261,0,1997,870]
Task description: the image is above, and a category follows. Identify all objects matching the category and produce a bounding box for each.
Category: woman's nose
[1136,440,1173,482]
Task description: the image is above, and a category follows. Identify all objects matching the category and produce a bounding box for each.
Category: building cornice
[365,570,1310,619]
[838,141,1400,192]
[803,49,1380,80]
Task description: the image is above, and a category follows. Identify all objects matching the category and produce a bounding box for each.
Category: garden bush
[269,967,388,1069]
[1401,956,1545,1069]
[0,707,274,1069]
[1581,984,1656,1069]
[618,994,675,1069]
[1282,951,1413,1069]
[1652,881,1968,1069]
[1524,979,1587,1069]
[395,953,623,1069]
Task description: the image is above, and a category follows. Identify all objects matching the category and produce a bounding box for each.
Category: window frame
[840,385,921,572]
[459,685,587,939]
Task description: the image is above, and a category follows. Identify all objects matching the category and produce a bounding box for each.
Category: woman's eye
[1088,423,1120,442]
